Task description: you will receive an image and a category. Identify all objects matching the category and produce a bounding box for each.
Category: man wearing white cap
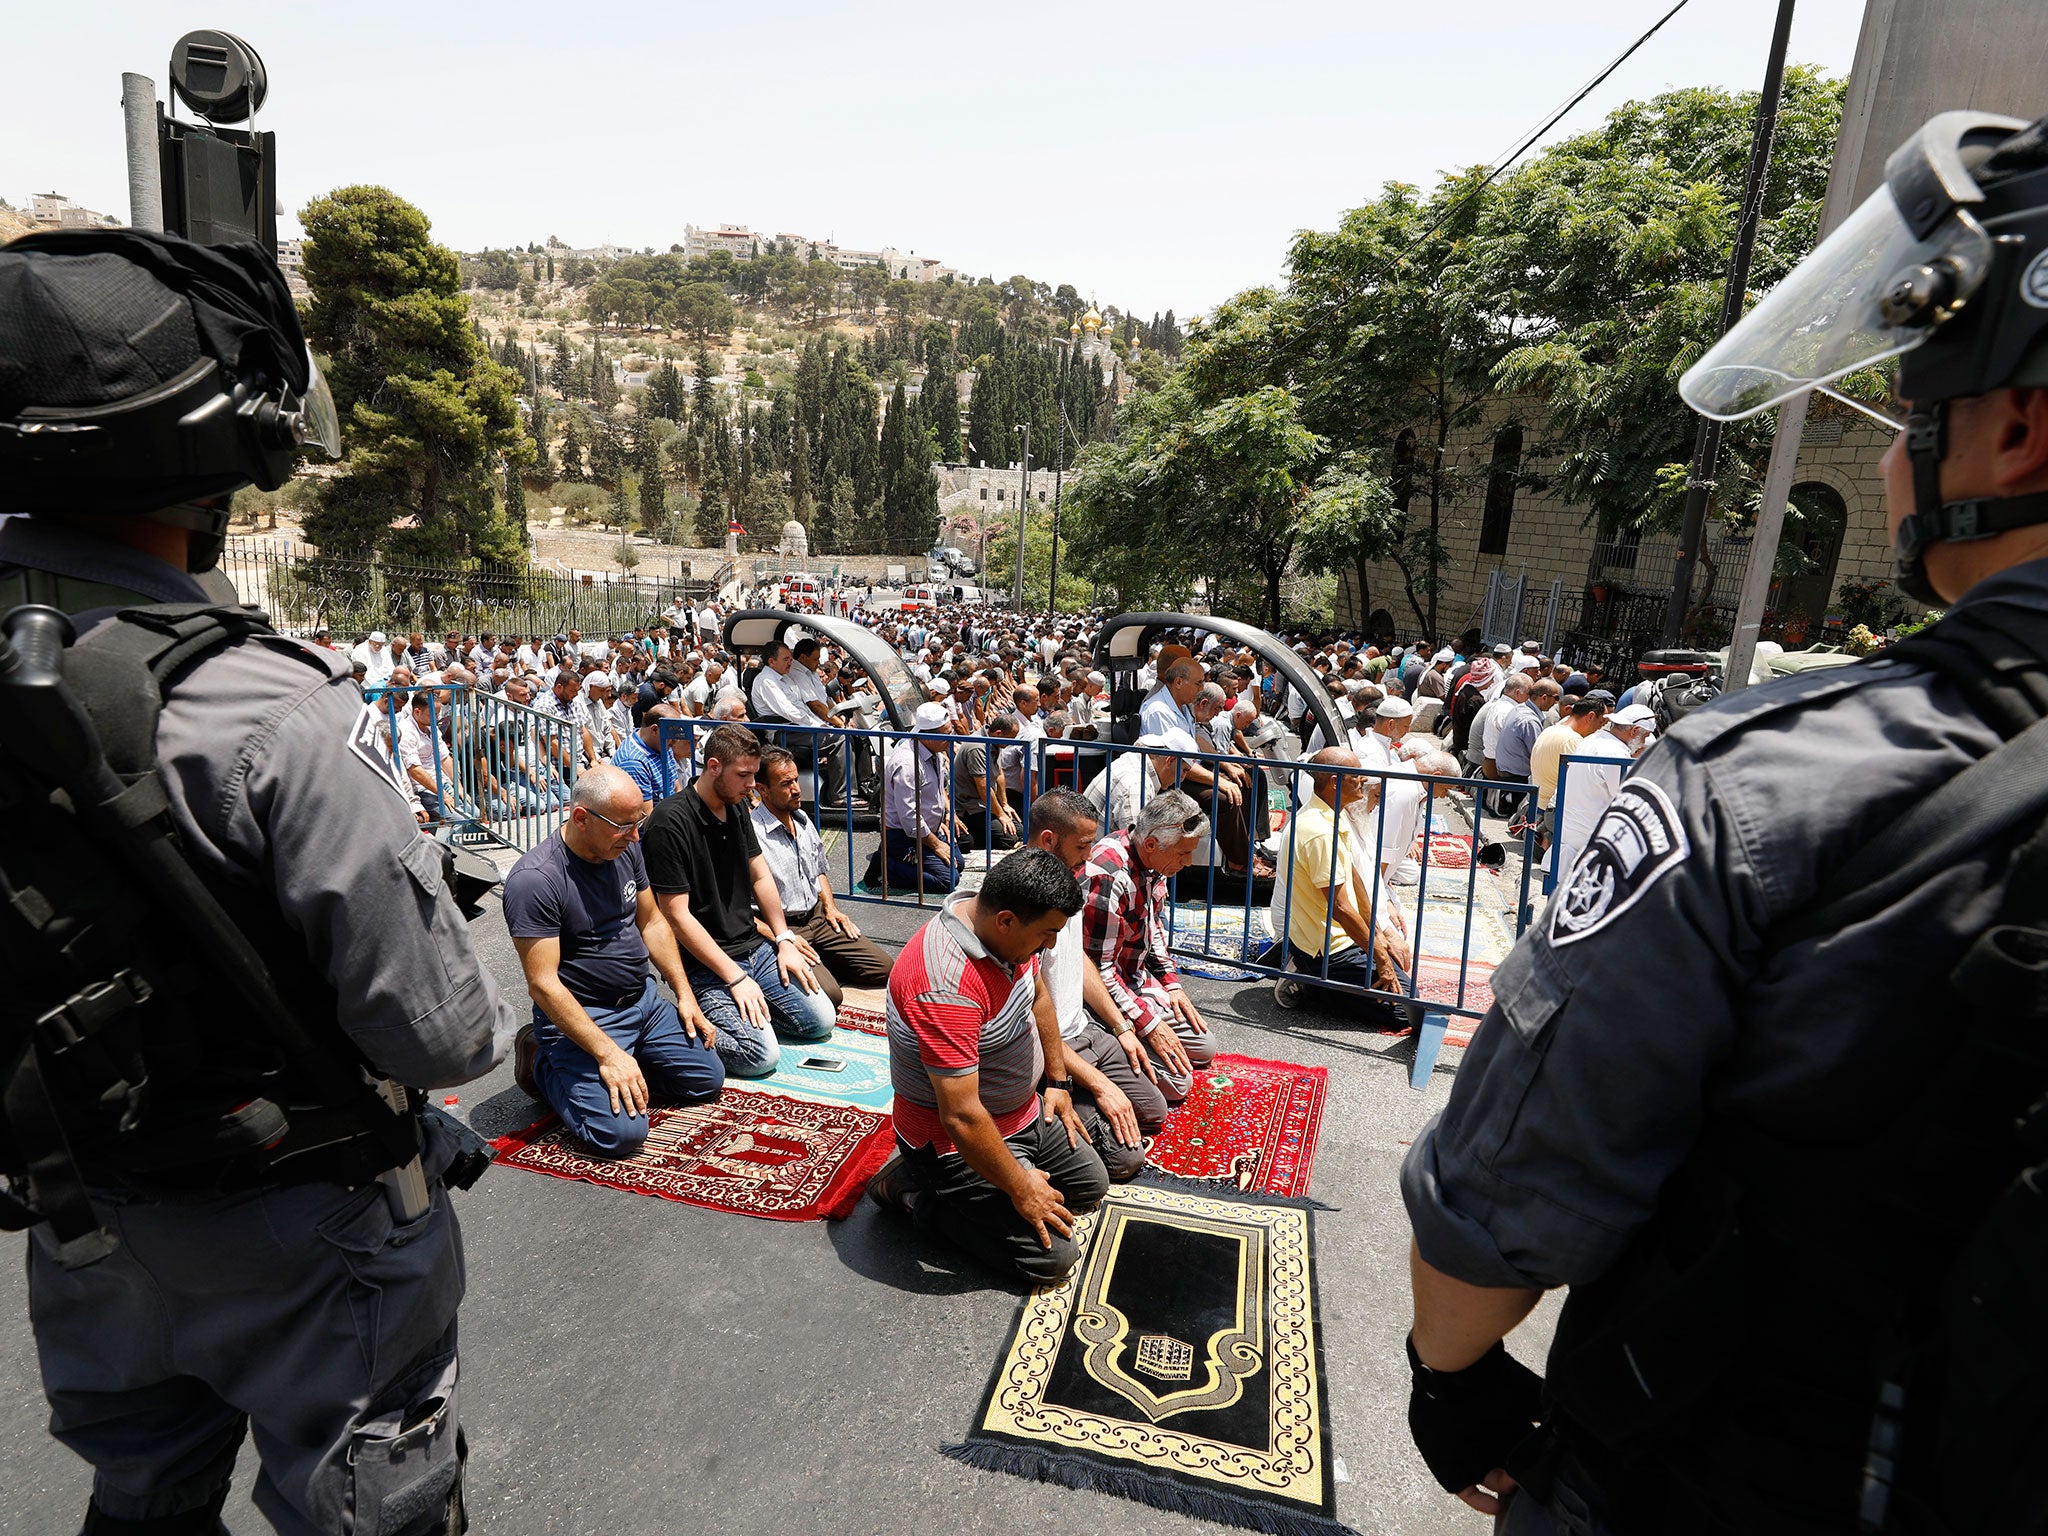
[879,702,966,892]
[1357,696,1415,769]
[1416,648,1456,703]
[1551,702,1658,886]
[349,630,395,687]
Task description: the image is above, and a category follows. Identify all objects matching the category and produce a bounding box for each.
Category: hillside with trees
[448,237,1179,559]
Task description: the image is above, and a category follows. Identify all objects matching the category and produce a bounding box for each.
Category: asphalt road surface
[0,875,1559,1536]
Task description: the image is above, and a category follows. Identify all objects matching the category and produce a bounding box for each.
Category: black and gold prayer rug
[943,1183,1355,1536]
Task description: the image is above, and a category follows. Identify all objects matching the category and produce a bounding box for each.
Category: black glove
[1406,1333,1545,1494]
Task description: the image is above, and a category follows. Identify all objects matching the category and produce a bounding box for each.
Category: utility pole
[1013,423,1031,610]
[121,74,164,232]
[1662,0,1797,645]
[1049,411,1066,612]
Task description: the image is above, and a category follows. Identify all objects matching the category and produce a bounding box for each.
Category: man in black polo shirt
[504,764,725,1158]
[642,722,836,1077]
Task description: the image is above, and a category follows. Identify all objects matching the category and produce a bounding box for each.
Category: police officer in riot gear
[1402,111,2048,1533]
[0,230,513,1533]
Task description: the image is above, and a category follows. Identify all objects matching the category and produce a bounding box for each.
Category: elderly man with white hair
[1551,701,1659,884]
[1078,790,1214,1102]
[349,630,396,687]
[1375,747,1462,887]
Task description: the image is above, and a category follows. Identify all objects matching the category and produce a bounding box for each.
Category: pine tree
[634,429,665,519]
[966,361,1000,466]
[823,480,854,554]
[588,416,625,486]
[549,339,573,393]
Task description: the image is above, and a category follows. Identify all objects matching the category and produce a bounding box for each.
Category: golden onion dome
[1081,306,1102,331]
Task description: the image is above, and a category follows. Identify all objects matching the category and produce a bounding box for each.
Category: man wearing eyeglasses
[503,764,725,1159]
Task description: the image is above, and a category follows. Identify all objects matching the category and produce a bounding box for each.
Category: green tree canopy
[299,185,530,566]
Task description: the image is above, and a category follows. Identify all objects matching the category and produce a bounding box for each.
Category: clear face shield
[287,346,343,457]
[1678,185,1994,432]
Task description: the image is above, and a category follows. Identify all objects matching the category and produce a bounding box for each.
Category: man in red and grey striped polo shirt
[869,848,1109,1283]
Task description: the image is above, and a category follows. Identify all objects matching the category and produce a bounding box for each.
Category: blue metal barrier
[1544,752,1639,894]
[366,682,578,852]
[642,712,1536,1086]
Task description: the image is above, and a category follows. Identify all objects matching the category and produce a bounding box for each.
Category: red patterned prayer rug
[1411,955,1489,1046]
[1144,1053,1327,1198]
[489,1087,895,1221]
[834,1004,888,1036]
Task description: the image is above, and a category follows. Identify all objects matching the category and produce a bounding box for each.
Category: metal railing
[646,713,1539,1083]
[364,682,580,852]
[1544,750,1640,894]
[223,536,706,641]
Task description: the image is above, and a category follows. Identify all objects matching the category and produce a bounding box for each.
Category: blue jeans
[531,976,726,1159]
[685,940,835,1078]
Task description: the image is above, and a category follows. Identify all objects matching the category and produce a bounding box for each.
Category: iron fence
[223,536,706,642]
[650,714,1541,1085]
[1562,527,1760,669]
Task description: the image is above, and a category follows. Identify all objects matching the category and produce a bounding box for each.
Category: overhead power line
[1409,0,1694,252]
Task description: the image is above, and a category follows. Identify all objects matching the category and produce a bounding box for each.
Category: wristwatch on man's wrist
[1042,1076,1076,1094]
[771,930,797,945]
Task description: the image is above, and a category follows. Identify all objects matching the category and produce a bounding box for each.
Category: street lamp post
[1013,423,1031,610]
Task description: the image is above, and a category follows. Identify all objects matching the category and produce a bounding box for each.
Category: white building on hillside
[684,223,955,282]
[28,192,121,230]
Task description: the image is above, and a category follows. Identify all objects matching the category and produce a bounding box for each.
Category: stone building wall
[1334,397,1900,639]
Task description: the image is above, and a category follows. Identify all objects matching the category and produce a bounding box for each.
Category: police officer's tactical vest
[1522,605,2048,1535]
[0,599,422,1267]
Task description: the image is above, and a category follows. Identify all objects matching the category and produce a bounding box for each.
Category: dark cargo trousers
[901,1115,1110,1284]
[27,1130,471,1535]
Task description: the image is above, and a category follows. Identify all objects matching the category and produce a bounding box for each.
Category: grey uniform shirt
[1401,559,2048,1292]
[0,521,511,1092]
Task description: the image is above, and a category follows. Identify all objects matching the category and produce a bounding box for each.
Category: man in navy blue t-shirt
[504,763,725,1157]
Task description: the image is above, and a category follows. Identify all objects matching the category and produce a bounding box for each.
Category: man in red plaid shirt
[1078,788,1216,1103]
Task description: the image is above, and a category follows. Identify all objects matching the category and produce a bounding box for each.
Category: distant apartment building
[275,238,309,298]
[684,224,760,262]
[684,222,955,282]
[27,192,121,230]
[935,464,1057,519]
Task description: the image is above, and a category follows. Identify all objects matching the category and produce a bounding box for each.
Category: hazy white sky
[6,1,1867,317]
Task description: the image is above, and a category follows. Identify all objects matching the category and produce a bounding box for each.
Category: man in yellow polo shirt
[1529,689,1615,851]
[1271,747,1417,1025]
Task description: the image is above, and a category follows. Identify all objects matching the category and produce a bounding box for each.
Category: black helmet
[0,229,339,571]
[1681,111,2048,603]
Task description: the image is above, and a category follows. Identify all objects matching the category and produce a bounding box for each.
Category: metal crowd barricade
[1043,733,1541,1085]
[640,710,1542,1086]
[365,682,578,853]
[654,714,1044,912]
[1544,751,1640,894]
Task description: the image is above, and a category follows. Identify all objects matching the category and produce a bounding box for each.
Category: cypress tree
[558,418,587,481]
[925,353,961,461]
[696,446,729,543]
[790,424,813,526]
